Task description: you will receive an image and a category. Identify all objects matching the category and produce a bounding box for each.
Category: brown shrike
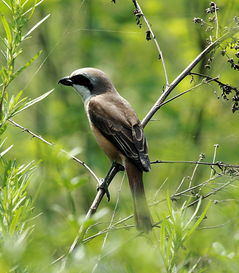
[59,68,152,232]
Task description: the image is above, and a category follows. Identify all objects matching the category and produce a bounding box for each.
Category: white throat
[73,84,92,103]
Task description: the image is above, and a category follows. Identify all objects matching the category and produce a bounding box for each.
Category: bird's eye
[70,75,93,90]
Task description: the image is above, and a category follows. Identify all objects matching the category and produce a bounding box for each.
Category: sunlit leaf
[13,89,54,115]
[1,16,12,44]
[23,14,51,40]
[2,0,11,10]
[23,0,45,16]
[0,144,13,157]
[186,201,211,239]
[14,50,42,77]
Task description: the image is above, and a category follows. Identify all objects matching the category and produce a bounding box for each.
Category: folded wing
[88,95,150,172]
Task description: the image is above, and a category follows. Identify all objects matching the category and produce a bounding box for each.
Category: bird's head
[58,67,115,102]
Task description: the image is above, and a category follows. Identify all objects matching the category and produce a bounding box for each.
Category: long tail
[125,160,152,232]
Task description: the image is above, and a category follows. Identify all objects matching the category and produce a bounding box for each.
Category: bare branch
[151,159,239,169]
[158,77,218,108]
[187,180,233,207]
[8,119,100,184]
[172,175,222,200]
[132,0,169,85]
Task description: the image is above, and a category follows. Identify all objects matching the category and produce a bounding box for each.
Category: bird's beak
[58,76,73,86]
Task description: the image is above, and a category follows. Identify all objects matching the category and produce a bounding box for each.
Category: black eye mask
[70,74,93,91]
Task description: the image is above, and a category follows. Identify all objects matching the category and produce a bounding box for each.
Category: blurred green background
[1,0,239,272]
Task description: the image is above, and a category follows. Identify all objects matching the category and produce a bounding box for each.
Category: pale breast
[84,99,123,163]
[91,124,123,164]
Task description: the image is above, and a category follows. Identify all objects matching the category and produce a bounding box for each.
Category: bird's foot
[115,162,125,172]
[97,162,124,202]
[97,178,111,201]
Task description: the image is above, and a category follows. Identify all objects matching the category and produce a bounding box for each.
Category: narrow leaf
[13,89,54,115]
[166,191,172,216]
[0,138,7,149]
[23,0,45,16]
[0,144,13,157]
[186,200,211,238]
[15,50,42,77]
[184,196,202,230]
[1,16,12,44]
[2,0,11,10]
[22,0,30,7]
[23,14,51,40]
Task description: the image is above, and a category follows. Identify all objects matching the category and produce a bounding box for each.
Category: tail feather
[125,160,152,232]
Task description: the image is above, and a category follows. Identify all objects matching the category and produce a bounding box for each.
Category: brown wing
[88,95,150,172]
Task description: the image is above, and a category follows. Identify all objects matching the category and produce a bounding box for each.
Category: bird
[59,68,152,232]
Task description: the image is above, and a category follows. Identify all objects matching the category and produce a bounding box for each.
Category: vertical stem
[210,144,219,178]
[214,3,219,39]
[132,0,169,86]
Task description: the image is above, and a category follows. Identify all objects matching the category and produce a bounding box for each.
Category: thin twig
[52,215,135,264]
[158,77,218,108]
[214,2,219,39]
[189,156,204,189]
[199,220,231,230]
[210,144,219,178]
[8,119,100,184]
[172,175,221,199]
[187,179,233,207]
[189,72,234,87]
[174,177,187,195]
[132,0,169,86]
[150,159,239,169]
[82,224,135,244]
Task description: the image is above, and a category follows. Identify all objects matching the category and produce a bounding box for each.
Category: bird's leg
[97,161,125,201]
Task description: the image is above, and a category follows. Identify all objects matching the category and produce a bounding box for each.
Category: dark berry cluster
[220,40,239,71]
[218,82,239,113]
[133,8,143,28]
[206,2,219,14]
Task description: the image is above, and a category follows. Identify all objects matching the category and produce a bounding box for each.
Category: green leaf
[1,16,12,44]
[166,191,173,216]
[23,0,45,16]
[2,0,11,10]
[0,144,13,157]
[14,50,42,77]
[184,196,202,230]
[23,14,51,40]
[186,200,211,239]
[0,124,8,135]
[13,89,54,116]
[160,221,166,254]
